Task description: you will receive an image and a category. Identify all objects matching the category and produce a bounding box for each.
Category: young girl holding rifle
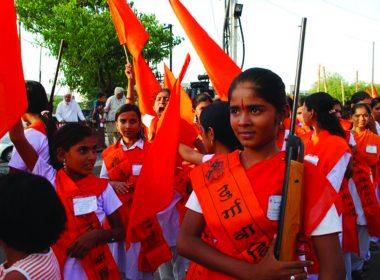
[177,68,345,280]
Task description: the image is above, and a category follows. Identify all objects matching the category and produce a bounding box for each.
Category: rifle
[274,18,307,261]
[48,39,68,117]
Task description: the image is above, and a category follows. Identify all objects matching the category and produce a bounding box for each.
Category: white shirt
[32,157,122,280]
[104,95,126,121]
[100,139,144,179]
[9,128,49,172]
[55,100,85,122]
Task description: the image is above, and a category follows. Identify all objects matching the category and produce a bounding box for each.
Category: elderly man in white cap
[104,86,126,145]
[55,91,86,124]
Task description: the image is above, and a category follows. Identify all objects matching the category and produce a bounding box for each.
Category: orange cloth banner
[164,64,194,126]
[169,0,241,101]
[129,54,191,240]
[0,0,27,139]
[108,0,149,59]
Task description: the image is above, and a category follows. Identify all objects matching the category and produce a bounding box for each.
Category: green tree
[16,0,182,104]
[308,72,375,103]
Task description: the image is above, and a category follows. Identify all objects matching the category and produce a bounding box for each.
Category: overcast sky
[21,0,380,94]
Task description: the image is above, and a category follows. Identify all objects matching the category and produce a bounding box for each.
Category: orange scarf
[187,151,337,279]
[27,119,46,135]
[352,130,380,237]
[53,170,121,280]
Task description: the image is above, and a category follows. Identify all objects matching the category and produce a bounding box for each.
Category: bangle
[126,97,133,100]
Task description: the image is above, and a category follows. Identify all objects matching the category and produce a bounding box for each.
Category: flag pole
[341,80,345,105]
[317,64,320,92]
[123,44,130,64]
[323,66,328,92]
[356,70,358,92]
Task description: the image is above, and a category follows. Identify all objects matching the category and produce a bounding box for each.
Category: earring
[63,158,67,170]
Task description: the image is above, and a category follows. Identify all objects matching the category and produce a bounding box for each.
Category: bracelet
[126,97,133,100]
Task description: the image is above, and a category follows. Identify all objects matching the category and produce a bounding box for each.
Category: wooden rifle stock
[275,18,307,261]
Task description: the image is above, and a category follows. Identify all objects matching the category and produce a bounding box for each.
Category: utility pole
[372,41,375,84]
[229,0,238,63]
[39,46,42,83]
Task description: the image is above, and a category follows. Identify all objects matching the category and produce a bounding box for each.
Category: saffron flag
[129,54,191,239]
[371,82,379,98]
[0,1,27,139]
[108,0,149,59]
[164,64,194,126]
[133,55,161,116]
[169,0,241,101]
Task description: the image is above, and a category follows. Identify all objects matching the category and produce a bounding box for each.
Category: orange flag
[129,54,191,239]
[0,1,27,139]
[164,64,194,125]
[372,82,379,98]
[133,55,161,116]
[169,0,241,101]
[108,0,149,59]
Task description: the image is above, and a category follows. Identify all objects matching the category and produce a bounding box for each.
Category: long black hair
[25,81,57,168]
[304,92,346,139]
[200,101,242,151]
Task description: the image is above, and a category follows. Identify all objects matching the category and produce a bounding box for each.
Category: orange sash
[340,179,359,253]
[53,170,120,280]
[352,130,380,237]
[27,119,46,135]
[102,140,172,272]
[188,151,337,279]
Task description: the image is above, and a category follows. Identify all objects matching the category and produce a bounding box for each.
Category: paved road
[1,158,379,279]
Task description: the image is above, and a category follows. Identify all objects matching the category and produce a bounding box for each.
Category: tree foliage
[308,72,379,103]
[16,0,182,104]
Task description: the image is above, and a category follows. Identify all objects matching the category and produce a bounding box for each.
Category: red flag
[129,54,191,237]
[0,1,27,139]
[133,55,161,116]
[108,0,149,59]
[372,82,379,98]
[169,0,241,101]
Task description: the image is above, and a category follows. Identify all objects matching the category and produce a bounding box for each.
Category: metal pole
[229,0,238,63]
[372,41,375,84]
[169,24,173,71]
[39,46,42,83]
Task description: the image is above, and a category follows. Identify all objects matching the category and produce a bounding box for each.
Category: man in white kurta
[55,92,86,123]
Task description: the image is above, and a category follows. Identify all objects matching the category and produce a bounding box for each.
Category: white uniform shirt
[55,100,85,122]
[9,128,49,172]
[32,157,122,280]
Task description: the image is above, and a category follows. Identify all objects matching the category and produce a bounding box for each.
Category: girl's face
[195,101,211,123]
[153,91,169,118]
[372,103,380,122]
[296,106,304,124]
[229,82,281,150]
[302,103,314,126]
[352,107,370,129]
[116,111,141,142]
[61,136,97,181]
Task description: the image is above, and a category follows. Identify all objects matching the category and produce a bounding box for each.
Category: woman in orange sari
[349,103,380,277]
